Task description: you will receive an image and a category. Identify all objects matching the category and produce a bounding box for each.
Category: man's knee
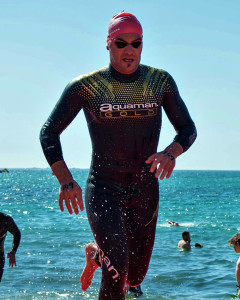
[126,270,145,287]
[127,262,148,287]
[99,283,125,300]
[100,266,127,300]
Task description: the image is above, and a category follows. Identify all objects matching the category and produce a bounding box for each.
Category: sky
[0,0,239,170]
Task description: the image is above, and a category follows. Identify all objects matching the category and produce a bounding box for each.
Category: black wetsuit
[40,64,197,299]
[0,212,21,282]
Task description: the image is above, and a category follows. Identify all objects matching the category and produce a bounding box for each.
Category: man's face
[108,32,142,74]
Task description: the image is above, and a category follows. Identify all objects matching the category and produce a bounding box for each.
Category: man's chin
[120,63,138,74]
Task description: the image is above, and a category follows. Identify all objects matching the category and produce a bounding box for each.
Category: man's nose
[124,45,134,54]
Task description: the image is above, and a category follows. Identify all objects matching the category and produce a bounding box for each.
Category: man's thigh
[85,184,129,280]
[126,184,159,285]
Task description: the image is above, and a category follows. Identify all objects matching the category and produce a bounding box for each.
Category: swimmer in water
[40,12,197,299]
[0,212,21,282]
[178,231,191,250]
[178,231,203,250]
[167,220,179,226]
[228,233,240,294]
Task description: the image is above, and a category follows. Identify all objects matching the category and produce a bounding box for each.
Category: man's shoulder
[0,212,12,224]
[0,212,9,220]
[139,64,170,76]
[61,66,109,97]
[69,66,109,86]
[178,240,185,247]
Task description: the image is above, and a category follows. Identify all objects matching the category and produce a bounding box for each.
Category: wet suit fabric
[40,64,197,299]
[0,212,21,282]
[0,252,4,283]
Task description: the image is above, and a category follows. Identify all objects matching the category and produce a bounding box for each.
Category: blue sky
[0,0,239,170]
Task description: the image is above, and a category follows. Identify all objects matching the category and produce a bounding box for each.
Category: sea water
[0,169,240,300]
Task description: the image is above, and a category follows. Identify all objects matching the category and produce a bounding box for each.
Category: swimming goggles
[113,40,142,49]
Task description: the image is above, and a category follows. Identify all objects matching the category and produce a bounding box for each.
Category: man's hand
[59,179,84,215]
[237,284,240,294]
[7,251,16,267]
[145,150,176,180]
[145,142,183,180]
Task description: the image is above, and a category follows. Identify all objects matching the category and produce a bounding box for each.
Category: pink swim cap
[107,12,143,45]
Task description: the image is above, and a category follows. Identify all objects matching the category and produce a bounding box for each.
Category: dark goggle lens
[131,41,142,48]
[115,41,127,48]
[115,40,142,49]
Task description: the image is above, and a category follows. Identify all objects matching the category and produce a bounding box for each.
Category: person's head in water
[168,220,179,226]
[106,12,143,75]
[229,233,240,253]
[182,231,190,242]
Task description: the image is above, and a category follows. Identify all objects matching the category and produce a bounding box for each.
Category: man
[228,233,240,294]
[40,12,197,299]
[178,231,191,250]
[168,220,179,226]
[0,212,21,282]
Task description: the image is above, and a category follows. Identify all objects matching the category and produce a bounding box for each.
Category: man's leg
[126,181,159,286]
[84,184,129,299]
[0,252,5,282]
[80,243,99,291]
[127,215,158,286]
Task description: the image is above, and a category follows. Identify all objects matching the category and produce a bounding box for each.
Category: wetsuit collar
[109,64,140,82]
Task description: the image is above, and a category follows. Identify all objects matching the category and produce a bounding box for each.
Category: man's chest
[85,81,163,120]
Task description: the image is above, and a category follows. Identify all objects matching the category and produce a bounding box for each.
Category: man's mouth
[123,58,134,62]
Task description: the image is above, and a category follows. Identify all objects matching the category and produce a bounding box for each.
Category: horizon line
[1,167,240,172]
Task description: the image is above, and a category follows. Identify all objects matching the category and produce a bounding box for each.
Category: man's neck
[109,64,140,82]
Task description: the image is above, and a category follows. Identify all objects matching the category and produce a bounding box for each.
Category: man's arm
[236,258,240,285]
[51,160,83,214]
[40,79,85,214]
[146,73,197,180]
[40,80,83,166]
[146,141,183,180]
[162,92,197,153]
[6,216,21,267]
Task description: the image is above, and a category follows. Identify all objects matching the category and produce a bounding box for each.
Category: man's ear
[106,45,109,50]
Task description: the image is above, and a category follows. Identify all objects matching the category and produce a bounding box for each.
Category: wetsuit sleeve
[6,216,21,253]
[40,80,84,166]
[162,73,197,152]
